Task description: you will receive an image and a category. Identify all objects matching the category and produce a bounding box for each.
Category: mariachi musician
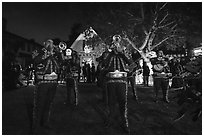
[102,35,134,133]
[32,39,61,133]
[125,50,140,103]
[96,48,110,107]
[61,44,80,106]
[151,50,172,103]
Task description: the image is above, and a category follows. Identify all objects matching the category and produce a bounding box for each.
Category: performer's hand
[166,73,172,77]
[116,47,123,53]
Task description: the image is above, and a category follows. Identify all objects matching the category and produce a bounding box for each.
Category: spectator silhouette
[86,63,91,83]
[82,62,87,82]
[91,63,96,83]
[143,61,150,86]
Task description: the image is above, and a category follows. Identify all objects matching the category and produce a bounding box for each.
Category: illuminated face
[157,50,164,57]
[44,39,54,51]
[112,35,122,52]
[66,49,72,56]
[113,35,121,43]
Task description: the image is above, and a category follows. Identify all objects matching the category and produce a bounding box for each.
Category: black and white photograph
[2,1,202,135]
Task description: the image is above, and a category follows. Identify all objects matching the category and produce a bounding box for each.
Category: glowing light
[193,47,202,56]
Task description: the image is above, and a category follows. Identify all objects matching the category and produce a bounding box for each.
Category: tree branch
[140,34,150,50]
[153,14,158,26]
[123,36,139,51]
[123,37,150,62]
[159,3,167,11]
[128,18,143,22]
[155,3,158,14]
[140,22,158,50]
[127,11,143,23]
[139,3,169,51]
[147,33,155,50]
[150,35,175,50]
[140,3,145,20]
[142,26,148,35]
[126,11,134,17]
[158,21,175,29]
[159,11,169,24]
[171,23,177,30]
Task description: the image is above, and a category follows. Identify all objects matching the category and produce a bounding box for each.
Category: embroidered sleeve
[32,50,39,59]
[32,49,42,64]
[42,48,51,60]
[103,52,112,64]
[164,64,170,73]
[120,53,133,65]
[33,48,49,64]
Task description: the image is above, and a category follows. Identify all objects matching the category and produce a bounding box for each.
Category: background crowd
[3,51,202,91]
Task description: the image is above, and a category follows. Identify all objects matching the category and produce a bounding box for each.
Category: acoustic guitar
[153,63,172,78]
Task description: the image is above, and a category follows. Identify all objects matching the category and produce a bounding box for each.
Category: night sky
[2,2,202,45]
[3,3,87,44]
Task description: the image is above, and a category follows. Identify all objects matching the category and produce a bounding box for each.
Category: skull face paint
[65,49,72,59]
[66,49,72,56]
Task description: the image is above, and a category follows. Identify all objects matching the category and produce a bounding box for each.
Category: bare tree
[85,3,189,62]
[122,3,186,62]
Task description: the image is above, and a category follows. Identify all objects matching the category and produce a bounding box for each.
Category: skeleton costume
[62,48,79,106]
[103,35,132,133]
[32,39,60,133]
[126,51,139,102]
[96,50,110,106]
[151,50,171,103]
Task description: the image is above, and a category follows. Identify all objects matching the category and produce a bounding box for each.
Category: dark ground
[2,83,202,135]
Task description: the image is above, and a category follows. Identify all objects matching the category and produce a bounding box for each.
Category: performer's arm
[60,51,65,61]
[32,49,46,64]
[103,52,112,64]
[119,52,133,65]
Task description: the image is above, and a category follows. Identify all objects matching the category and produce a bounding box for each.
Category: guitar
[126,62,139,76]
[153,61,172,78]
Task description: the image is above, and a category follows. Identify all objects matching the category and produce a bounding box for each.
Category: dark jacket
[32,48,60,82]
[103,50,133,74]
[143,63,150,76]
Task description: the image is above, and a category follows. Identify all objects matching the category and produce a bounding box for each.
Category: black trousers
[153,78,169,100]
[91,74,96,83]
[106,78,129,128]
[32,82,57,131]
[66,77,78,106]
[143,75,149,86]
[97,74,108,105]
[127,76,138,99]
[171,77,184,88]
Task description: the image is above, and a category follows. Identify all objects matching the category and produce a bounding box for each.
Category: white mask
[66,49,72,56]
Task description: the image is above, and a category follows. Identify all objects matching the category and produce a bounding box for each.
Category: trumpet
[59,42,67,51]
